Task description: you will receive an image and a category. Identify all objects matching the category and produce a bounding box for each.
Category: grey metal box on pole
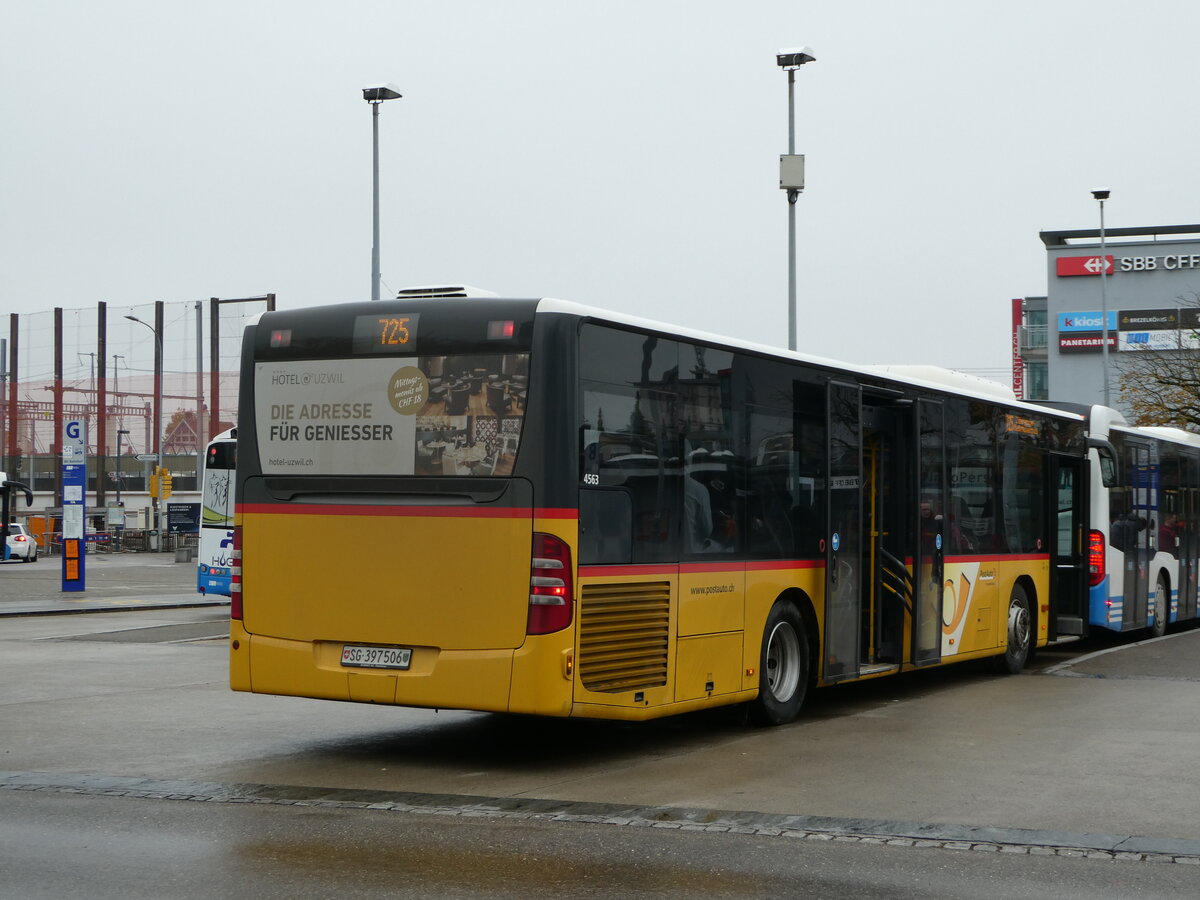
[779,155,805,192]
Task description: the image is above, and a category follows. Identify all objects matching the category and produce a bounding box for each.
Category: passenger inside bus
[1160,513,1180,556]
[748,466,795,557]
[684,473,714,553]
[1110,512,1146,551]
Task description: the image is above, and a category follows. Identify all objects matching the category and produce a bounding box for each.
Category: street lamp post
[1092,189,1112,408]
[114,427,130,549]
[363,83,403,302]
[776,47,816,352]
[114,429,130,506]
[124,315,163,534]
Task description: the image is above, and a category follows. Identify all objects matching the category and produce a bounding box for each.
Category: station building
[1013,223,1200,418]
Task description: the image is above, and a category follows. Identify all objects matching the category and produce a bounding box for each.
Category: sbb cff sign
[1057,253,1200,276]
[1056,256,1114,277]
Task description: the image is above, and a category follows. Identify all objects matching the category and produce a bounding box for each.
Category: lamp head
[1092,189,1111,201]
[363,83,402,103]
[777,46,816,69]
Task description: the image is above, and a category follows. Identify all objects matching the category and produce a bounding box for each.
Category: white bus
[198,428,236,595]
[1045,404,1200,638]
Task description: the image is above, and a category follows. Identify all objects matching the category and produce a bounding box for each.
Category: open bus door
[824,382,863,682]
[912,400,945,667]
[824,381,913,683]
[1048,453,1088,638]
[1124,441,1154,630]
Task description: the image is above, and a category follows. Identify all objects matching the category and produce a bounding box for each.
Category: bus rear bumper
[1087,578,1119,630]
[230,624,573,716]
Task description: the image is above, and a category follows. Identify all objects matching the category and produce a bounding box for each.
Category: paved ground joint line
[3,770,1198,864]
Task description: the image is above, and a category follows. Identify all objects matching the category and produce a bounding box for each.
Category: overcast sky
[4,0,1199,383]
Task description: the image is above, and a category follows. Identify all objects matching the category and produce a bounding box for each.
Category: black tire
[25,548,36,563]
[1152,575,1168,638]
[999,583,1032,674]
[750,601,809,725]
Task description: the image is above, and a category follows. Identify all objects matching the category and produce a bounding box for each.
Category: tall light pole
[1092,189,1112,408]
[114,429,130,506]
[124,314,163,533]
[113,426,130,550]
[777,47,816,352]
[363,83,402,302]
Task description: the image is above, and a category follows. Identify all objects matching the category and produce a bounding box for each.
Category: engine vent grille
[578,581,670,693]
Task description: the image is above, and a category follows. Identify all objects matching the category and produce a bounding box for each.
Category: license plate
[340,645,412,670]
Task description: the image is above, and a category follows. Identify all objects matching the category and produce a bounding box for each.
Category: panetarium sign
[1057,308,1200,353]
[1057,253,1200,276]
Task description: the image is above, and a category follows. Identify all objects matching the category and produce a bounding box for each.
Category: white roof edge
[867,364,1016,402]
[534,298,1083,420]
[1130,425,1200,447]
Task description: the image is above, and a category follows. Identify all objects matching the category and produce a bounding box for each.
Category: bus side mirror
[1098,452,1118,489]
[1087,438,1119,489]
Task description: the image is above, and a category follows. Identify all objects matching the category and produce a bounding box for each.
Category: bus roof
[534,297,1084,422]
[1132,425,1200,449]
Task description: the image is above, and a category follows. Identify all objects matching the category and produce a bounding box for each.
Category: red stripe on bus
[899,554,1052,565]
[745,559,823,571]
[580,560,825,578]
[946,553,1051,563]
[237,503,574,520]
[679,561,746,574]
[578,564,678,578]
[534,508,579,519]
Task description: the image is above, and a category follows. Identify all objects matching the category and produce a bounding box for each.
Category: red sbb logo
[1057,255,1114,277]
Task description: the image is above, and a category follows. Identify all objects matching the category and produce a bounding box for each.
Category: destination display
[352,313,421,355]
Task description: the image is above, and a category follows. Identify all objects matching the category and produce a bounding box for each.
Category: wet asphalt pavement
[3,551,1200,896]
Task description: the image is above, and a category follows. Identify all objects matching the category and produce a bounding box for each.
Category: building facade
[1015,224,1200,419]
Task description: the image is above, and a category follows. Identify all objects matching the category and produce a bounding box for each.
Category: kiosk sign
[62,419,87,592]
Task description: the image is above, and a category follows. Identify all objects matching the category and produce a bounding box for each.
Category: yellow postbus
[230,294,1088,724]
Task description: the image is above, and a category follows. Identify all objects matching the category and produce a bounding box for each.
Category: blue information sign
[62,419,87,592]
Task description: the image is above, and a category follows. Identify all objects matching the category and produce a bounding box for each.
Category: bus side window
[744,408,798,558]
[579,489,633,565]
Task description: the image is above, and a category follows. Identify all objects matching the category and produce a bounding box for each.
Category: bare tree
[1117,293,1200,431]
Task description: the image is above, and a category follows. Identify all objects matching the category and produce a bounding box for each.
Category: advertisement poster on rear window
[255,353,528,477]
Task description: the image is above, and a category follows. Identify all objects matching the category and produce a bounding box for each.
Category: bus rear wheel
[999,584,1032,674]
[750,601,809,726]
[1152,575,1168,639]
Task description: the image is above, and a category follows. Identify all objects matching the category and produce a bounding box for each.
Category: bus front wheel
[999,584,1032,674]
[750,601,809,726]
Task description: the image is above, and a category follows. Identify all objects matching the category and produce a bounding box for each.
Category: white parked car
[5,523,37,562]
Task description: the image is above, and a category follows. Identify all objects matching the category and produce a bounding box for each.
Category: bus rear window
[254,352,529,477]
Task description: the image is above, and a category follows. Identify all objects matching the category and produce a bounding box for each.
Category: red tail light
[230,525,243,620]
[1088,529,1105,587]
[527,532,573,635]
[12,535,27,543]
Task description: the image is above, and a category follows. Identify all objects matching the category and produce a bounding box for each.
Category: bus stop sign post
[62,419,87,592]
